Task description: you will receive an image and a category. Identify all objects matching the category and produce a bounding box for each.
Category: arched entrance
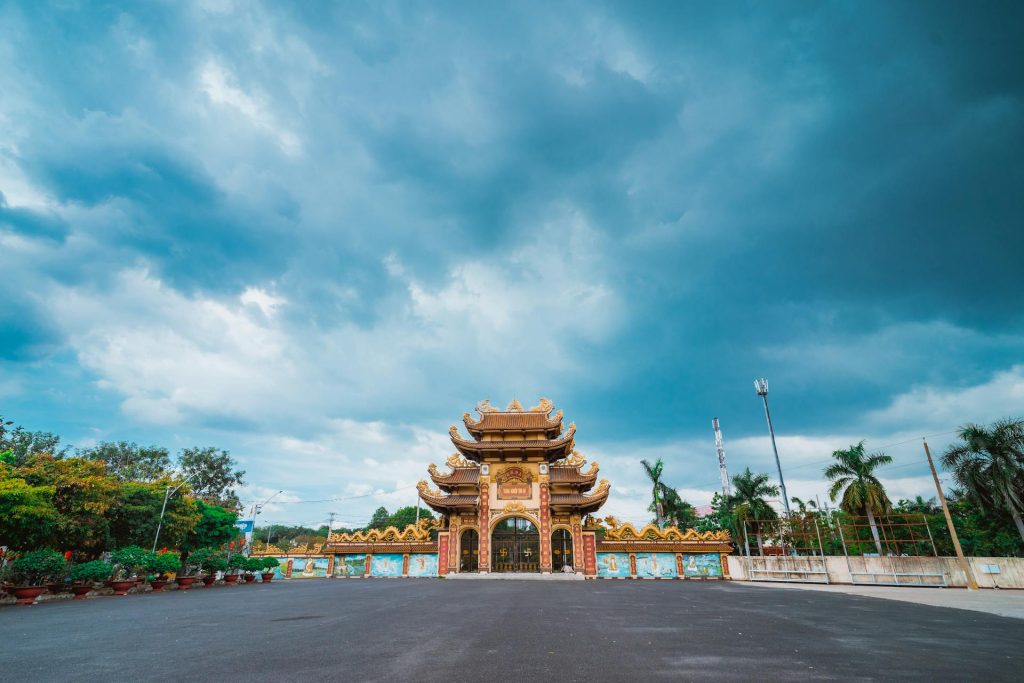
[460,529,479,572]
[491,517,540,573]
[552,528,573,571]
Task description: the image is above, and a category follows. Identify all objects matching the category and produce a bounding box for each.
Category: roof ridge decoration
[327,519,438,544]
[417,480,444,498]
[507,399,524,411]
[553,450,586,468]
[477,399,501,413]
[595,516,731,542]
[445,453,479,469]
[529,398,554,413]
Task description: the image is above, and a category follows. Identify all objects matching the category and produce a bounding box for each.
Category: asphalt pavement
[1,579,1021,682]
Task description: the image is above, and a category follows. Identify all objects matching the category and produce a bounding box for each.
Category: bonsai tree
[256,557,280,573]
[110,546,156,579]
[226,553,248,576]
[7,549,67,587]
[242,556,265,577]
[190,548,227,577]
[148,552,182,580]
[69,560,113,585]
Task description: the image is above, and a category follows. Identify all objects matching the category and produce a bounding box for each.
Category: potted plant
[257,557,280,582]
[224,553,247,584]
[68,560,112,600]
[239,556,262,583]
[190,548,227,586]
[147,552,181,592]
[5,549,68,605]
[175,553,201,590]
[109,546,156,595]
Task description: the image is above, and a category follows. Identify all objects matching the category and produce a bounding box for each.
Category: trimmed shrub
[70,560,113,584]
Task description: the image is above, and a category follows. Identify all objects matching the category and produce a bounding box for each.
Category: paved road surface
[2,579,1021,681]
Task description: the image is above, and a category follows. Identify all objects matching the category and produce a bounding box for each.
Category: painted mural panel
[683,553,723,577]
[334,554,367,577]
[596,552,632,578]
[370,553,405,577]
[290,557,329,578]
[273,558,294,579]
[406,553,438,577]
[634,552,678,578]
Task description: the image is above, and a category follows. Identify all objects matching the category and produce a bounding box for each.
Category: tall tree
[825,441,893,555]
[368,506,391,530]
[0,418,68,466]
[942,419,1024,542]
[649,483,695,529]
[79,441,171,482]
[177,447,245,509]
[727,468,779,555]
[0,467,57,550]
[641,458,666,528]
[181,500,240,554]
[106,480,199,550]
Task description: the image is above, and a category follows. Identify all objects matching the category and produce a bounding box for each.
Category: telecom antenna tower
[712,417,731,496]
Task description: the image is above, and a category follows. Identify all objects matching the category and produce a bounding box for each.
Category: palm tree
[942,419,1024,542]
[790,496,818,515]
[641,458,665,528]
[728,468,779,555]
[650,483,696,529]
[825,442,892,555]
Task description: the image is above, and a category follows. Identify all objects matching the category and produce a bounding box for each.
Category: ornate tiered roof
[428,454,481,491]
[463,398,564,438]
[549,479,610,514]
[416,480,478,513]
[449,422,576,462]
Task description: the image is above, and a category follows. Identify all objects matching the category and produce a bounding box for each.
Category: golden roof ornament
[506,399,524,411]
[445,453,478,469]
[476,399,500,413]
[529,398,554,413]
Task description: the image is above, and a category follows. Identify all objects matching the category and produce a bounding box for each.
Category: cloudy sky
[2,1,1021,527]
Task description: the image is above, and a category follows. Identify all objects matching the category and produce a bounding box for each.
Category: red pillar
[539,482,552,573]
[478,477,490,572]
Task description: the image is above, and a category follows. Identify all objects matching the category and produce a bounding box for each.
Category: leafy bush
[8,549,67,586]
[190,547,227,574]
[148,552,182,578]
[242,556,266,574]
[70,560,112,584]
[256,556,280,572]
[226,552,248,574]
[110,545,156,578]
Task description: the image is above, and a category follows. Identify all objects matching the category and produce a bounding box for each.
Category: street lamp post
[152,473,196,553]
[755,378,791,518]
[250,490,283,555]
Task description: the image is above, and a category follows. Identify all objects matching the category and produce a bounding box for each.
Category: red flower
[64,551,72,560]
[229,542,235,549]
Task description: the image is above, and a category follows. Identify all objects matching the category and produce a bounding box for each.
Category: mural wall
[634,552,678,579]
[370,553,405,577]
[273,558,294,579]
[334,554,367,577]
[596,552,632,578]
[407,553,438,577]
[683,553,723,578]
[291,557,330,578]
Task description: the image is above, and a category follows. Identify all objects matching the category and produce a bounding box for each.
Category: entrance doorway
[460,529,479,572]
[552,529,573,571]
[491,517,540,573]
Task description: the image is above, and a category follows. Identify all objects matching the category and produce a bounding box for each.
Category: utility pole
[754,378,791,517]
[712,417,732,497]
[324,512,337,579]
[415,496,421,523]
[923,439,978,590]
[152,472,196,552]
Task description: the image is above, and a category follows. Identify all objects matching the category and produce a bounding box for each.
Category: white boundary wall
[726,555,1024,588]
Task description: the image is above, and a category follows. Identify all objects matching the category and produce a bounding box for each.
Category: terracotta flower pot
[12,586,46,605]
[261,573,274,583]
[223,574,239,584]
[175,576,196,590]
[107,579,135,596]
[243,574,256,583]
[149,579,169,592]
[71,584,93,600]
[202,575,216,586]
